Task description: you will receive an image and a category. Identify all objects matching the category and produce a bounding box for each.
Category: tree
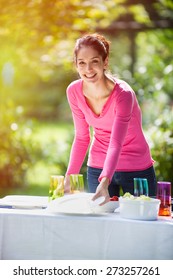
[0,0,172,192]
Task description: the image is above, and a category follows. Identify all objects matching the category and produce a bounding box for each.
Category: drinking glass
[156,181,171,216]
[49,175,64,201]
[134,178,149,196]
[70,174,84,193]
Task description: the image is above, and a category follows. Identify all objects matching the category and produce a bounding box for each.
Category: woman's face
[76,46,108,84]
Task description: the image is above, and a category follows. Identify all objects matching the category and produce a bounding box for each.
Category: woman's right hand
[64,175,71,194]
[92,177,110,205]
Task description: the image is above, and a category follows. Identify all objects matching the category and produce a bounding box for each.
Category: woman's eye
[93,60,99,64]
[78,61,85,65]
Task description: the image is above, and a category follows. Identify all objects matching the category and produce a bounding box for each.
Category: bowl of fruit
[119,192,160,220]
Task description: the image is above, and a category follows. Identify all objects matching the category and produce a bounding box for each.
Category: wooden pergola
[96,0,173,73]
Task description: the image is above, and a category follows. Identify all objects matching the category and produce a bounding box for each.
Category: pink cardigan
[66,78,154,182]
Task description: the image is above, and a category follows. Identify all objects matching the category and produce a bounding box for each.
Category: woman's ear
[104,56,109,70]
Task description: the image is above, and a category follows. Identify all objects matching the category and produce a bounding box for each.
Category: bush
[146,107,173,192]
[0,102,44,196]
[40,128,88,190]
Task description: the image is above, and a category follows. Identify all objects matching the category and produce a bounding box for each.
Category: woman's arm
[99,88,134,182]
[92,88,135,203]
[66,88,90,175]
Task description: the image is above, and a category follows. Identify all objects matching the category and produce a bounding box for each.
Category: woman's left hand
[92,177,110,205]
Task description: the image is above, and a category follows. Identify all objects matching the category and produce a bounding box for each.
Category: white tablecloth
[0,196,173,260]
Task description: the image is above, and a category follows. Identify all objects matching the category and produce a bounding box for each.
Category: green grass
[32,122,72,142]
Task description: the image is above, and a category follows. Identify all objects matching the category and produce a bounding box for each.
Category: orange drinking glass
[156,181,171,216]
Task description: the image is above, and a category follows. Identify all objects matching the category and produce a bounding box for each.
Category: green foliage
[0,98,44,196]
[146,108,173,192]
[132,29,173,189]
[0,0,172,196]
[134,29,173,102]
[38,126,88,189]
[23,121,88,196]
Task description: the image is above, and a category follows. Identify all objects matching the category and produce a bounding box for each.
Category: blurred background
[0,0,173,197]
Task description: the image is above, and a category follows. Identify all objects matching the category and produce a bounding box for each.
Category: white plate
[47,192,119,215]
[47,193,94,214]
[0,195,48,209]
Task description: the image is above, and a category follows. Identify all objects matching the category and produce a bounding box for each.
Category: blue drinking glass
[134,178,149,196]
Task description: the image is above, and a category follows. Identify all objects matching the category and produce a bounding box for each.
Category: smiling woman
[64,33,157,205]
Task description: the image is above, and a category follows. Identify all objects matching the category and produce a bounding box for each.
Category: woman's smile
[84,73,97,79]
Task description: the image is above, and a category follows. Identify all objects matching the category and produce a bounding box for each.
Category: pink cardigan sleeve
[66,88,90,175]
[99,88,134,182]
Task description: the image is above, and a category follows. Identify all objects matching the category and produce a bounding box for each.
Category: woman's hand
[92,177,110,205]
[64,175,71,194]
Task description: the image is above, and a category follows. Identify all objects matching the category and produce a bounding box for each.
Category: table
[0,196,173,260]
